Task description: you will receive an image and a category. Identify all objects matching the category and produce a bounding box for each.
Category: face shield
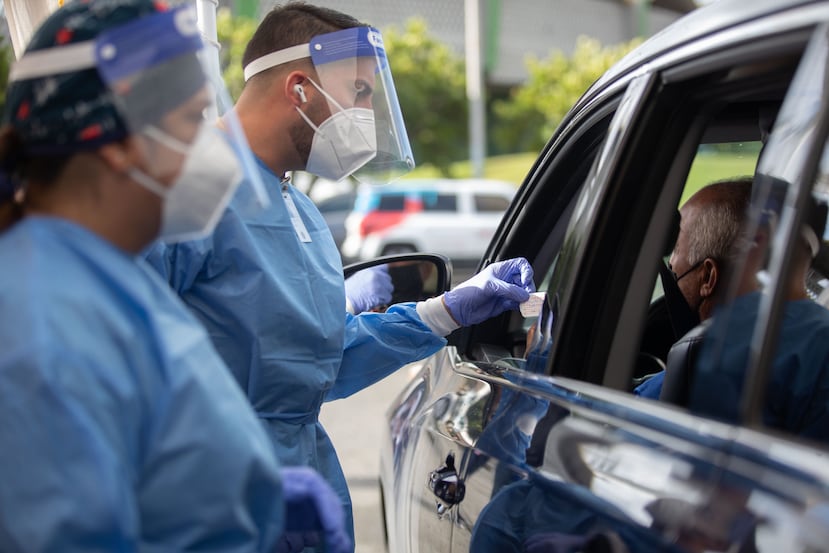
[8,6,268,242]
[244,26,415,184]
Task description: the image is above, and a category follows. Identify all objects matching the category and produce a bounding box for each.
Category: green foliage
[0,40,11,116]
[682,151,758,206]
[383,18,468,177]
[406,152,535,187]
[216,8,257,101]
[492,36,640,154]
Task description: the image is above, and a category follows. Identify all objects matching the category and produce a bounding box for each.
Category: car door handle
[428,452,466,509]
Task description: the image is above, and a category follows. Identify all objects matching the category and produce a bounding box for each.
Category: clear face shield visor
[9,6,269,241]
[244,26,415,184]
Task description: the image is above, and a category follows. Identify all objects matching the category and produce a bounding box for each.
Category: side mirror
[344,253,453,309]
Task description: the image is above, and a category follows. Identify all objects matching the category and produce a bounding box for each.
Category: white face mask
[129,125,242,243]
[295,79,377,181]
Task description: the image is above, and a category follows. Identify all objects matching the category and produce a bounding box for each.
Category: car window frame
[451,97,623,355]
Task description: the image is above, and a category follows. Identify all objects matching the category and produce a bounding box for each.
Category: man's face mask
[294,78,377,182]
[129,125,242,242]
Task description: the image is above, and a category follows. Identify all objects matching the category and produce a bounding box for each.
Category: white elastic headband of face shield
[243,43,311,82]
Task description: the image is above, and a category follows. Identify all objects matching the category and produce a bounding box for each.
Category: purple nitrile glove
[276,467,352,553]
[344,264,393,314]
[443,257,535,326]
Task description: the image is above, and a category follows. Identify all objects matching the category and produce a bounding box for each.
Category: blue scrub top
[144,158,446,548]
[0,217,283,551]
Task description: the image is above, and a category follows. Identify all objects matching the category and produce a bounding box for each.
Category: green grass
[404,152,537,187]
[405,150,758,205]
[680,151,758,206]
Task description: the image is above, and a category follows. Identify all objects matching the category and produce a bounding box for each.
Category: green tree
[383,18,468,177]
[0,39,12,116]
[216,8,257,101]
[492,36,640,154]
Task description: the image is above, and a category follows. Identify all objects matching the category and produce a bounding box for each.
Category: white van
[340,178,516,264]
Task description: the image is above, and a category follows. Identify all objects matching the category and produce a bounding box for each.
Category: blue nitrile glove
[276,467,352,553]
[443,257,535,326]
[344,264,393,314]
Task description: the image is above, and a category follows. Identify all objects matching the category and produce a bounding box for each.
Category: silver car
[373,1,829,551]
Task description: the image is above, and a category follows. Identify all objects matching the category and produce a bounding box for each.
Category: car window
[457,100,620,362]
[422,192,457,212]
[376,194,406,211]
[474,194,511,212]
[471,29,817,396]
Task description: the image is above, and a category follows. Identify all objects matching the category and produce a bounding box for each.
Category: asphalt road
[320,367,414,553]
[319,260,476,552]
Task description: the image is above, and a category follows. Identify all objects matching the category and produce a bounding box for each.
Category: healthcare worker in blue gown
[144,3,536,549]
[0,2,350,552]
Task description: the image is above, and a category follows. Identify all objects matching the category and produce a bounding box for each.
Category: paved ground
[320,368,413,553]
[320,262,477,552]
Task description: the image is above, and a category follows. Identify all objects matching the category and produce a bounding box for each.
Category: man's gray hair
[685,178,753,266]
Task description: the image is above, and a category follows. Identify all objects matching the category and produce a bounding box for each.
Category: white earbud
[294,84,308,104]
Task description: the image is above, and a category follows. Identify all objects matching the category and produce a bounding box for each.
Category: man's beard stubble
[290,96,329,168]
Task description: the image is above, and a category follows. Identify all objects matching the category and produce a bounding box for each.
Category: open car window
[681,26,829,445]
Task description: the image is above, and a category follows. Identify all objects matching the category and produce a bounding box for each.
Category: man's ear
[285,71,309,107]
[699,257,719,298]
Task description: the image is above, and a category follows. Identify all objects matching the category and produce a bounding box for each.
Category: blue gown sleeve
[327,302,446,400]
[143,237,210,293]
[633,371,665,399]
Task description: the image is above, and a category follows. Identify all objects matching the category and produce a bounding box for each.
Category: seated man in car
[635,177,753,398]
[689,191,829,442]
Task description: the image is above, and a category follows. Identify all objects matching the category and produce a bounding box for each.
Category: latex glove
[443,257,535,326]
[344,264,393,314]
[276,467,351,553]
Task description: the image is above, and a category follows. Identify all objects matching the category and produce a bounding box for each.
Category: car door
[450,71,697,553]
[380,81,624,553]
[419,9,829,553]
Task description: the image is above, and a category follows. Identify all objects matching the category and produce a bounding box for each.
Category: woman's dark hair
[0,125,71,230]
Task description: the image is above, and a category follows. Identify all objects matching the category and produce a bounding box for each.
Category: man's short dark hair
[242,2,367,72]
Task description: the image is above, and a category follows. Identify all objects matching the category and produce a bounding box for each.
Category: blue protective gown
[144,158,447,548]
[0,217,284,552]
[692,292,829,442]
